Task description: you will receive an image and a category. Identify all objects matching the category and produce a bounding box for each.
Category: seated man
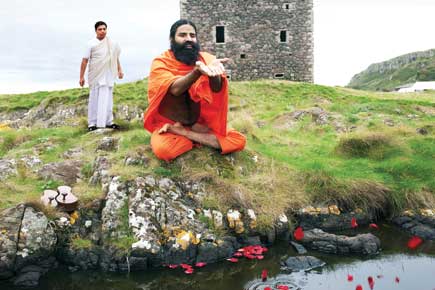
[143,19,246,161]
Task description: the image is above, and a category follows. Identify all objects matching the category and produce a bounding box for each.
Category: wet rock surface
[281,255,326,272]
[392,211,435,240]
[299,229,381,255]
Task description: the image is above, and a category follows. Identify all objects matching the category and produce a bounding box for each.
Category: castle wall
[180,0,313,82]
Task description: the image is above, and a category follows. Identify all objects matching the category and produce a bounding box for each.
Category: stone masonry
[180,0,314,82]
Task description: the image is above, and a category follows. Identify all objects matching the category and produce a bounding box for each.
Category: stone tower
[180,0,313,82]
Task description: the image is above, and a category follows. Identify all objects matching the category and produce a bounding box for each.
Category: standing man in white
[79,21,123,131]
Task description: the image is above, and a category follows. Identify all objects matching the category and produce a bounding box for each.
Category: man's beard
[171,40,201,66]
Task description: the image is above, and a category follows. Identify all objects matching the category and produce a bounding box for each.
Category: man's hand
[195,58,229,77]
[79,77,85,87]
[118,71,124,79]
[158,122,187,136]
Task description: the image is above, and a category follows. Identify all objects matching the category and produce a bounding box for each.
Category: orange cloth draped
[144,50,246,161]
[144,50,228,136]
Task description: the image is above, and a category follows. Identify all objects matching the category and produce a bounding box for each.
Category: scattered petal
[407,236,423,249]
[351,217,358,228]
[195,262,207,268]
[261,247,268,252]
[184,268,194,274]
[180,263,191,269]
[227,258,239,263]
[168,264,178,269]
[233,252,243,257]
[347,274,354,282]
[369,223,379,229]
[264,287,272,290]
[294,226,304,241]
[256,255,264,260]
[356,285,363,290]
[368,276,374,290]
[277,285,289,290]
[395,277,400,283]
[261,269,268,282]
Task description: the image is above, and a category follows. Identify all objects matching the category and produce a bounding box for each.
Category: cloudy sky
[1,0,435,93]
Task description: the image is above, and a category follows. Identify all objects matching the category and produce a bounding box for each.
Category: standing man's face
[174,24,197,46]
[95,25,107,40]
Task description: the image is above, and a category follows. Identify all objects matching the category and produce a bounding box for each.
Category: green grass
[0,79,434,219]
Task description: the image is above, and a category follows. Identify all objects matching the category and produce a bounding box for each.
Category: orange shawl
[144,50,228,136]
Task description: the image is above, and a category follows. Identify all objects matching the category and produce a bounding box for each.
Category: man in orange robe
[144,19,246,161]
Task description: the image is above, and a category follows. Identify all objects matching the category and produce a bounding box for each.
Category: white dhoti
[88,85,113,127]
[84,36,120,127]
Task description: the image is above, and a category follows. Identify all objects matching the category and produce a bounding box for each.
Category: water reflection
[2,224,434,290]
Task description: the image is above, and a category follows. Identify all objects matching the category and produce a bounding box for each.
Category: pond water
[3,224,434,290]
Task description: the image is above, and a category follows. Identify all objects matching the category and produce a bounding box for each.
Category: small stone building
[180,0,314,82]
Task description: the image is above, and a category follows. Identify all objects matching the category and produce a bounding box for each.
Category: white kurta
[84,37,120,127]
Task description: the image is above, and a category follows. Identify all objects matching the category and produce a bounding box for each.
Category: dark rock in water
[245,275,299,290]
[296,211,375,231]
[393,214,435,240]
[300,229,380,255]
[290,241,307,254]
[128,257,148,271]
[196,237,239,264]
[13,269,42,288]
[281,256,326,271]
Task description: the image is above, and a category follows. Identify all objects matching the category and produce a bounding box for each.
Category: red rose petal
[294,226,304,241]
[264,287,272,290]
[261,269,268,282]
[195,262,207,268]
[369,223,379,229]
[368,276,374,290]
[227,257,238,263]
[395,276,400,283]
[168,264,178,269]
[184,268,194,274]
[180,263,190,269]
[256,255,264,260]
[277,285,289,290]
[233,252,243,257]
[407,236,423,249]
[351,217,358,228]
[356,285,363,290]
[347,274,354,282]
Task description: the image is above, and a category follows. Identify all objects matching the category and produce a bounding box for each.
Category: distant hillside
[348,49,435,91]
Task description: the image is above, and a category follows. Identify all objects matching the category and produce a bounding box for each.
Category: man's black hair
[169,19,197,39]
[95,21,107,31]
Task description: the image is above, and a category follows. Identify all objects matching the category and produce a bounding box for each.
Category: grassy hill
[0,80,434,226]
[348,49,435,91]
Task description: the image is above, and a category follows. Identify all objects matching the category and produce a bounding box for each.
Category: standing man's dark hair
[94,21,107,31]
[169,19,197,39]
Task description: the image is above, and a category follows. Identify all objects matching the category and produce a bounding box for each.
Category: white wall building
[398,81,435,93]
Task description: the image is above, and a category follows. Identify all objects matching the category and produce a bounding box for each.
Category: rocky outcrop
[37,160,83,185]
[392,210,435,240]
[296,207,375,231]
[0,159,17,181]
[0,205,57,287]
[299,229,380,255]
[281,255,325,272]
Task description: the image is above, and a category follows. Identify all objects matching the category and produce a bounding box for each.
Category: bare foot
[158,122,187,136]
[191,123,210,133]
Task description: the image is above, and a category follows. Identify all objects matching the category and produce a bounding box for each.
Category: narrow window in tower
[216,26,225,43]
[280,30,287,42]
[285,4,290,9]
[240,54,246,59]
